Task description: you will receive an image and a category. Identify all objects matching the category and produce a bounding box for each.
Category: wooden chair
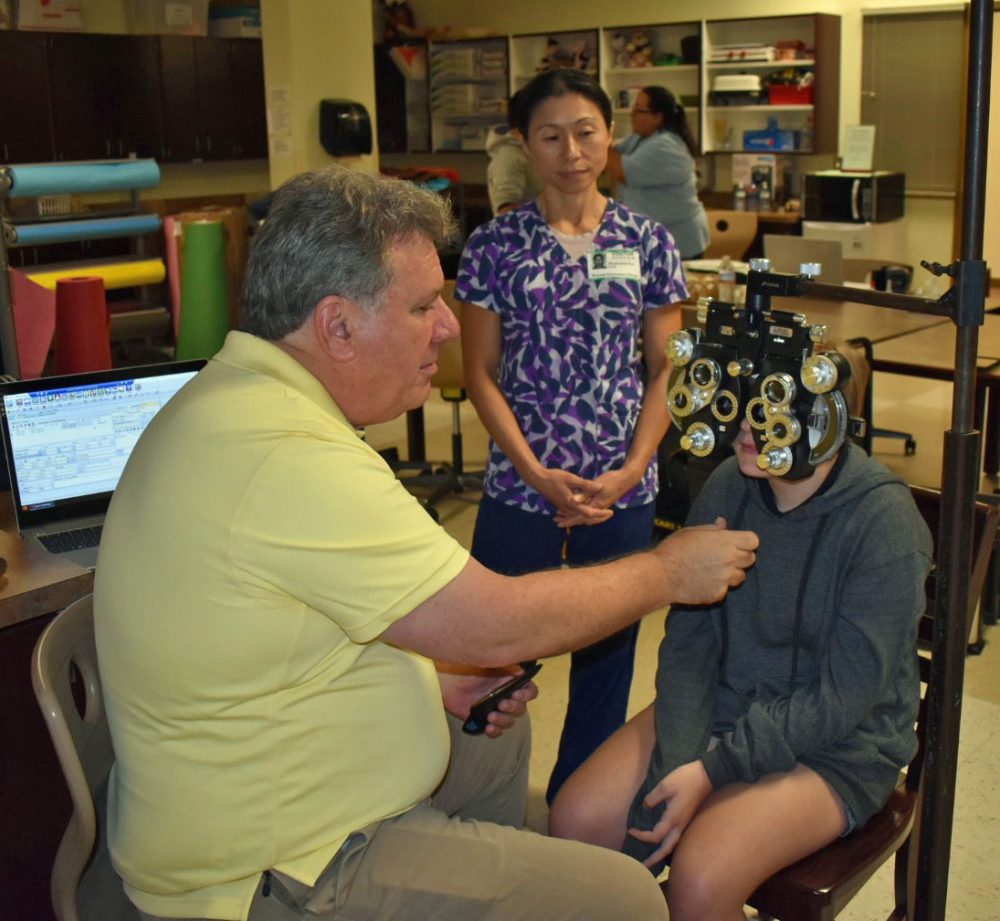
[702,210,759,260]
[31,594,139,921]
[744,486,998,921]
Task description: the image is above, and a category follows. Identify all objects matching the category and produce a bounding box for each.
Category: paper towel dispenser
[319,100,373,156]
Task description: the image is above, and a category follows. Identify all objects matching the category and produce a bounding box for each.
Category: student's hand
[654,518,758,604]
[437,666,539,739]
[626,760,713,867]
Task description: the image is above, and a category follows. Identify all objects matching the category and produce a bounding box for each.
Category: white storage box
[17,0,82,30]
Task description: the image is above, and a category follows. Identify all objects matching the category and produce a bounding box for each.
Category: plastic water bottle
[718,254,736,303]
[759,181,772,213]
[733,184,747,211]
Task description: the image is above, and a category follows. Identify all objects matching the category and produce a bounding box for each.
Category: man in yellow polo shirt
[94,165,757,921]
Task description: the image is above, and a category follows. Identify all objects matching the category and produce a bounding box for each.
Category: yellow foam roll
[26,259,166,292]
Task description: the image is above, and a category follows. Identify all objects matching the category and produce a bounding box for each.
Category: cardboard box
[127,0,208,36]
[17,0,82,31]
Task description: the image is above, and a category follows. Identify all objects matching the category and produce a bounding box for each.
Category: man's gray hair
[241,165,458,340]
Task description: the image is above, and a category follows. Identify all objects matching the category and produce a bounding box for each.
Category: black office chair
[392,287,483,520]
[849,337,916,456]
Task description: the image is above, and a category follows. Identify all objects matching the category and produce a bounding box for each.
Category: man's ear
[313,295,356,361]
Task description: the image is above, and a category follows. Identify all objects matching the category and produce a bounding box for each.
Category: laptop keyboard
[38,525,103,554]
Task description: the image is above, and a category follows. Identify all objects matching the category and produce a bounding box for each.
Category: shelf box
[768,84,814,106]
[743,125,801,151]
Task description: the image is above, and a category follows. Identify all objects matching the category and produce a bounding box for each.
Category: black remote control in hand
[461,662,542,735]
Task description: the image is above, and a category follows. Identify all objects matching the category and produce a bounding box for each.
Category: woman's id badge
[587,249,641,280]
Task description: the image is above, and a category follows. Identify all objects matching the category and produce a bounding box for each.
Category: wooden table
[872,316,1000,475]
[0,495,92,921]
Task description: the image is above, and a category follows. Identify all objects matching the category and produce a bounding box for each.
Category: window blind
[861,11,965,194]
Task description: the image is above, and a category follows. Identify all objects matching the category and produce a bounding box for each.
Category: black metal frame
[740,3,992,917]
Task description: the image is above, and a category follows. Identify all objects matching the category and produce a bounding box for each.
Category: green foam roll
[175,220,230,361]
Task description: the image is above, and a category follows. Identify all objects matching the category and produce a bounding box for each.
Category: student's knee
[548,772,620,848]
[666,849,743,921]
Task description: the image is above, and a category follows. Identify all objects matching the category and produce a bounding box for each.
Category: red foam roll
[54,276,112,374]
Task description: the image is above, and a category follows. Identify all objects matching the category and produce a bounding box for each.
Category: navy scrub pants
[470,494,655,804]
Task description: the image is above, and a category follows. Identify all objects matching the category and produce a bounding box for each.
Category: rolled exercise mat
[54,276,112,374]
[172,207,248,330]
[6,160,161,199]
[175,220,229,360]
[163,215,182,335]
[26,258,166,292]
[9,269,57,379]
[9,214,163,247]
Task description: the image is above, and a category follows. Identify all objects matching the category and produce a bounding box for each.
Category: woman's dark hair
[642,85,698,157]
[511,68,613,135]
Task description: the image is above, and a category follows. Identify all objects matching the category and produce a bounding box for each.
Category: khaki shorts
[138,714,667,921]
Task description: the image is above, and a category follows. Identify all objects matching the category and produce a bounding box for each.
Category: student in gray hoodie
[549,406,933,921]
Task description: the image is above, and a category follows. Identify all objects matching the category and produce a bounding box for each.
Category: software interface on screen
[3,371,197,510]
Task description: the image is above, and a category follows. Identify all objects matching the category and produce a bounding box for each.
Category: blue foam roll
[10,214,163,246]
[7,160,161,198]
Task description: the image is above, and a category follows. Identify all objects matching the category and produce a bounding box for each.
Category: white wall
[260,0,378,186]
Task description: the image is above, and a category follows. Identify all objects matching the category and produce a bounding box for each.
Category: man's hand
[654,518,758,605]
[437,666,539,738]
[627,760,713,867]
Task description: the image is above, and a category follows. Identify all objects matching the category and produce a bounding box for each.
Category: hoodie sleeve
[700,492,932,790]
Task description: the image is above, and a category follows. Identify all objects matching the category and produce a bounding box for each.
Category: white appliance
[802,219,908,264]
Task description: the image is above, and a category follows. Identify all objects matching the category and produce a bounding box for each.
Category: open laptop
[0,360,205,569]
[763,234,845,283]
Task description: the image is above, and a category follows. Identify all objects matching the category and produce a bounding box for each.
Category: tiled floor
[368,366,1000,920]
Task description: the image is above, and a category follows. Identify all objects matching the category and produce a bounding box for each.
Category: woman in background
[606,86,710,259]
[455,68,687,805]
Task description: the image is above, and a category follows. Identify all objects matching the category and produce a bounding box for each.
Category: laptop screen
[0,360,205,530]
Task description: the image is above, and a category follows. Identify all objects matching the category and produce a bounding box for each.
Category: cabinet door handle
[195,136,201,156]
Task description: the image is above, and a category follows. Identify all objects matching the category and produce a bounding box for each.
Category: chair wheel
[905,439,917,456]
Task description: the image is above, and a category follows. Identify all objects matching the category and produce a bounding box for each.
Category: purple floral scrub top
[455,199,688,515]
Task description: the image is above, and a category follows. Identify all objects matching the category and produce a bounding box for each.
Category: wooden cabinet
[0,31,55,163]
[227,38,268,159]
[599,23,701,146]
[510,29,599,92]
[373,15,839,160]
[374,42,430,154]
[0,31,266,167]
[701,14,841,155]
[428,37,509,152]
[46,34,163,161]
[158,35,267,162]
